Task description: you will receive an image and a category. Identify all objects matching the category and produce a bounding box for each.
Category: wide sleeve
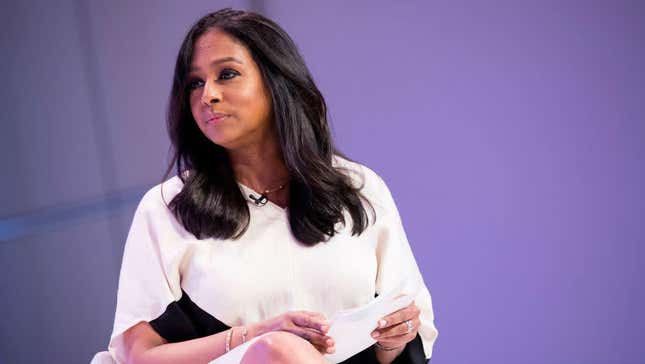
[107,186,186,364]
[372,174,439,362]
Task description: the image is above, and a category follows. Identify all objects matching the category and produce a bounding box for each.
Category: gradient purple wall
[267,2,645,362]
[1,1,643,363]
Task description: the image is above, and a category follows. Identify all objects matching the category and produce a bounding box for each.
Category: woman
[107,8,437,364]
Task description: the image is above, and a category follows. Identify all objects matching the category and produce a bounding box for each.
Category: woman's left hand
[371,301,420,350]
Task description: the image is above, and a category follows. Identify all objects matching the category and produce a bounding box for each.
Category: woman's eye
[187,79,204,90]
[219,69,239,80]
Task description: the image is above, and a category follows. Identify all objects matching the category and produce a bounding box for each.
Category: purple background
[1,1,643,363]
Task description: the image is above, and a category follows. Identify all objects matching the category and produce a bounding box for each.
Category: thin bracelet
[375,342,404,351]
[241,326,248,344]
[225,328,234,353]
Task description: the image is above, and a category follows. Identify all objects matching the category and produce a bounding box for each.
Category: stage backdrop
[0,1,643,363]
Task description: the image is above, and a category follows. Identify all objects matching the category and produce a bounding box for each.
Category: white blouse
[108,157,438,363]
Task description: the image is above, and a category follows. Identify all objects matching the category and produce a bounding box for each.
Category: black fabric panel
[338,344,378,363]
[338,334,428,364]
[149,290,229,343]
[148,290,428,363]
[391,334,429,364]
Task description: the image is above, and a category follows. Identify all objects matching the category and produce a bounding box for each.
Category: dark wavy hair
[163,8,373,246]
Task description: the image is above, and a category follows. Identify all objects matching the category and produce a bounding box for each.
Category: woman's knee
[246,332,306,360]
[241,331,323,364]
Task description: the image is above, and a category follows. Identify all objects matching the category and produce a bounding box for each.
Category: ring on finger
[405,319,413,334]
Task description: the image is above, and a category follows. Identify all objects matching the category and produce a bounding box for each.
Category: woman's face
[187,29,273,150]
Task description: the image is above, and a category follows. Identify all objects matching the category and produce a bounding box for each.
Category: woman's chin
[206,135,242,151]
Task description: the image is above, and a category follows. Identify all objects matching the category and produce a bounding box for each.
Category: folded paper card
[324,274,422,363]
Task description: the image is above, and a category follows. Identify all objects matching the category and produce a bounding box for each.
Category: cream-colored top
[108,157,438,363]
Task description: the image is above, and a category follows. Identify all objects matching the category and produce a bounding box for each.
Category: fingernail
[326,339,333,346]
[371,331,380,338]
[327,347,335,354]
[378,319,387,328]
[321,324,329,332]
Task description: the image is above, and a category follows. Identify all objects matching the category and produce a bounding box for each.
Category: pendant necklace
[248,181,288,206]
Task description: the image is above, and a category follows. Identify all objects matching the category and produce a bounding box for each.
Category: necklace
[248,181,288,206]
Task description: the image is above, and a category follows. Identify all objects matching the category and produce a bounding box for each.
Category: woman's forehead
[191,29,250,65]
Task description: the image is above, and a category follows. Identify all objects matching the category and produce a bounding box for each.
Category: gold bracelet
[225,328,234,353]
[375,342,404,351]
[241,326,248,344]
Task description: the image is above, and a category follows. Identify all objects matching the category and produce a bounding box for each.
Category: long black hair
[163,8,373,246]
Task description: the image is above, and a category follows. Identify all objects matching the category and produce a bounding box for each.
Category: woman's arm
[121,311,333,364]
[122,321,242,364]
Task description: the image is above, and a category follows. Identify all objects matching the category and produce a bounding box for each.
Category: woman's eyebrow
[190,56,244,72]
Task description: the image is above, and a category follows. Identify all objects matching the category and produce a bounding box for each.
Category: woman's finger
[287,324,334,349]
[299,311,329,326]
[307,328,335,354]
[291,311,329,333]
[313,342,336,354]
[304,326,335,348]
[377,302,420,329]
[302,311,330,331]
[375,317,420,339]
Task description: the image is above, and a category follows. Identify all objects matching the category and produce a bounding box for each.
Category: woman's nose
[201,80,221,105]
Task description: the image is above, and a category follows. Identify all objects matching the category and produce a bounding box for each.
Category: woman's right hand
[251,311,335,354]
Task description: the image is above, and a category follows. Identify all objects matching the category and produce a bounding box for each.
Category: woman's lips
[206,113,229,124]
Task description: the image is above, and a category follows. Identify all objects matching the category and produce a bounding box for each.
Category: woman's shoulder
[332,154,393,211]
[136,175,185,213]
[333,154,380,182]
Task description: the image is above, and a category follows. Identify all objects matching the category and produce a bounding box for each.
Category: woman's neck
[227,139,289,192]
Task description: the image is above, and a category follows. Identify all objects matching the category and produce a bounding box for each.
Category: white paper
[324,275,422,363]
[210,275,421,364]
